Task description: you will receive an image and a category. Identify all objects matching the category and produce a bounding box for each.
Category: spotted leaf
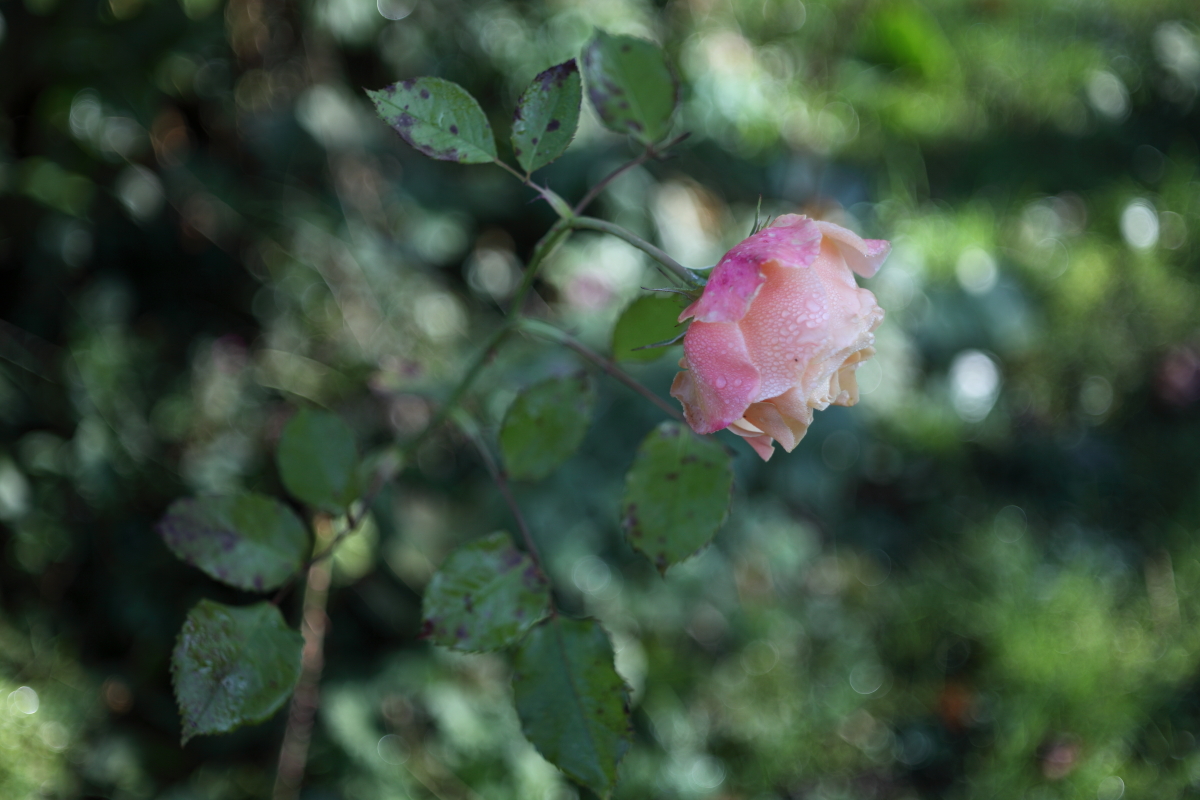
[367,78,497,164]
[157,493,308,592]
[581,30,678,144]
[513,616,632,795]
[421,532,550,652]
[512,59,582,174]
[621,421,733,572]
[171,600,303,745]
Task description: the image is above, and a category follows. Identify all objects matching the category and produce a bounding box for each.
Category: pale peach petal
[743,434,776,460]
[734,261,822,399]
[727,418,764,436]
[815,220,891,278]
[742,401,801,452]
[831,347,874,407]
[725,421,776,460]
[671,321,761,434]
[767,386,816,432]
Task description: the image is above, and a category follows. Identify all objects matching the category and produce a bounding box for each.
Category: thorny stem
[270,446,400,605]
[271,503,364,606]
[507,219,572,317]
[516,318,684,422]
[493,159,574,218]
[398,322,516,458]
[272,518,333,800]
[569,216,701,288]
[452,409,551,589]
[492,157,528,183]
[270,143,700,601]
[571,133,692,216]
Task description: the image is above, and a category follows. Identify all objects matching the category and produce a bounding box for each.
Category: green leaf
[171,600,304,745]
[277,408,360,513]
[157,493,308,592]
[367,78,497,164]
[500,373,595,481]
[512,59,582,174]
[621,422,733,573]
[513,616,631,795]
[611,293,689,363]
[581,30,678,144]
[421,532,550,651]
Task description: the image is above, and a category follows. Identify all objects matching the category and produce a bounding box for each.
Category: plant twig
[272,518,334,800]
[571,132,691,216]
[452,410,549,580]
[507,219,572,317]
[492,157,529,183]
[398,322,516,459]
[516,318,683,422]
[569,216,700,287]
[492,159,574,218]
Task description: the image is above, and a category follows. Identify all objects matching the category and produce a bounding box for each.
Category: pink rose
[669,214,888,461]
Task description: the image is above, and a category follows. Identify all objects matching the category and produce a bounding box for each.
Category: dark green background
[2,0,1200,797]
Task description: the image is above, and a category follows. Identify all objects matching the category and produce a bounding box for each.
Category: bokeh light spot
[1120,199,1159,249]
[950,350,1001,422]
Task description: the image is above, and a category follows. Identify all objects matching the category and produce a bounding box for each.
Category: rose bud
[670,214,888,461]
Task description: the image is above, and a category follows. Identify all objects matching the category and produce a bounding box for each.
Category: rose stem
[451,409,552,591]
[568,216,700,288]
[516,318,684,422]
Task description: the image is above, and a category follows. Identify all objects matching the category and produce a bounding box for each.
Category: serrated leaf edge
[367,77,497,163]
[171,600,303,745]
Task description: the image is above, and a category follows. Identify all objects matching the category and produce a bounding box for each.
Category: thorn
[631,330,687,351]
[641,286,695,298]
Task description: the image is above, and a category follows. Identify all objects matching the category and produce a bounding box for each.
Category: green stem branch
[571,132,691,216]
[452,409,551,586]
[517,318,683,422]
[508,219,573,316]
[569,216,701,288]
[399,322,515,458]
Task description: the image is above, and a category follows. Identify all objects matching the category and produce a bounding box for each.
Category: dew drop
[715,377,727,388]
[733,378,743,387]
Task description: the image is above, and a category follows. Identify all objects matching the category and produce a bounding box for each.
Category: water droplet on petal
[715,377,727,388]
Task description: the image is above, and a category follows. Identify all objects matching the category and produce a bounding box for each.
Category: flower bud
[670,214,888,460]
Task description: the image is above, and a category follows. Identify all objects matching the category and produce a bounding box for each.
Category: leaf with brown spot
[421,532,550,652]
[621,422,733,572]
[158,493,308,592]
[513,616,631,795]
[512,59,582,174]
[367,78,497,164]
[171,600,303,744]
[582,30,678,145]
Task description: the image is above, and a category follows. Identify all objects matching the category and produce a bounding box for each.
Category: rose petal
[743,401,801,452]
[726,419,777,461]
[766,387,816,433]
[742,433,776,461]
[670,321,761,434]
[815,220,891,278]
[680,215,822,324]
[737,259,844,400]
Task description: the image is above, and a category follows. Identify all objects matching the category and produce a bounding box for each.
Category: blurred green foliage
[2,0,1200,797]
